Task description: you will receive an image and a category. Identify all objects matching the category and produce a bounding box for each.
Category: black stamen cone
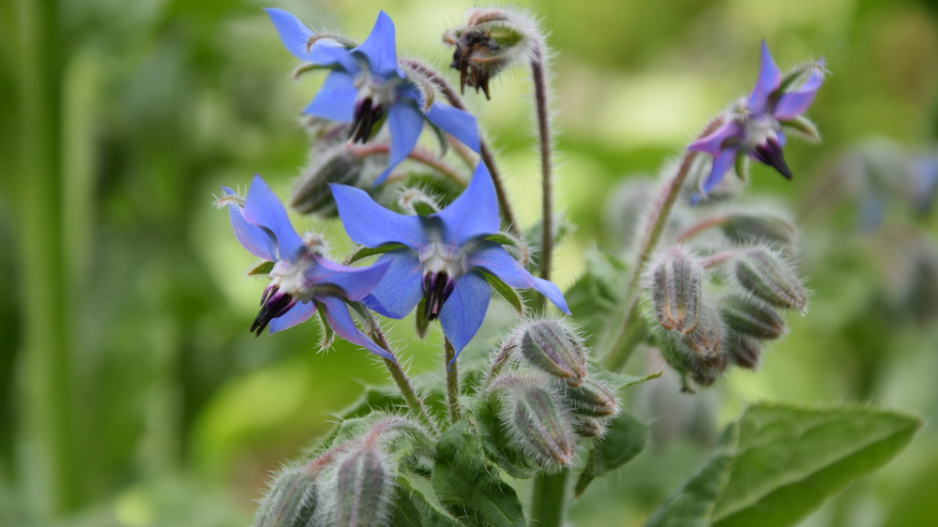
[423,272,454,320]
[251,288,295,336]
[349,97,383,143]
[752,138,793,180]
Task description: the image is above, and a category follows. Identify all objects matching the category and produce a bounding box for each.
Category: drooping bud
[659,306,729,389]
[518,319,588,386]
[291,145,367,215]
[734,249,808,310]
[725,334,762,370]
[334,445,393,527]
[648,246,705,334]
[721,209,798,250]
[560,377,620,418]
[255,464,319,527]
[718,294,787,340]
[679,305,723,357]
[398,187,440,216]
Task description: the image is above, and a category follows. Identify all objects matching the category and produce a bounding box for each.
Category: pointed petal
[772,65,825,120]
[223,187,276,261]
[687,119,740,156]
[318,296,395,360]
[694,148,739,202]
[307,255,390,301]
[374,100,424,186]
[435,163,500,246]
[242,175,305,262]
[468,242,569,313]
[330,184,428,248]
[363,250,423,319]
[439,272,491,357]
[268,300,317,333]
[426,102,481,152]
[304,70,357,122]
[265,8,357,70]
[352,11,403,79]
[748,41,782,114]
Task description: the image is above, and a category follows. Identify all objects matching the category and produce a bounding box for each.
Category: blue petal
[307,255,390,301]
[687,119,741,156]
[318,295,396,360]
[467,242,569,314]
[426,102,481,152]
[435,163,500,246]
[772,61,825,120]
[304,70,357,122]
[438,271,491,358]
[352,11,404,79]
[223,187,276,261]
[363,249,423,319]
[374,100,424,185]
[268,300,317,333]
[696,148,738,201]
[330,184,429,249]
[265,8,358,70]
[242,175,306,263]
[747,41,782,114]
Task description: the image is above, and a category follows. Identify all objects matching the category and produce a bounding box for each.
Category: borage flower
[330,163,570,358]
[221,175,393,360]
[688,41,825,200]
[266,8,481,185]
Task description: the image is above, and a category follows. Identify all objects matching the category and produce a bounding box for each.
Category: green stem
[531,45,554,285]
[15,0,83,514]
[371,328,438,434]
[444,339,462,423]
[601,152,698,371]
[529,469,569,527]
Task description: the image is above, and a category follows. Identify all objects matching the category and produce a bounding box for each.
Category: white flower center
[742,114,781,151]
[418,241,468,278]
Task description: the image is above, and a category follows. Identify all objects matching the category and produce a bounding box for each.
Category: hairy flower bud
[561,377,619,418]
[255,464,319,527]
[660,306,729,389]
[734,249,807,310]
[719,294,787,340]
[572,416,606,438]
[398,187,440,216]
[725,334,762,370]
[679,305,723,356]
[290,145,368,215]
[721,210,798,250]
[492,375,576,471]
[334,445,393,527]
[648,247,704,334]
[519,319,588,385]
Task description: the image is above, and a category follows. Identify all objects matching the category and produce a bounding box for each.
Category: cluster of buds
[484,319,621,470]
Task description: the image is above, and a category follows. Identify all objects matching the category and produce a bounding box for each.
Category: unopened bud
[572,416,606,438]
[649,247,704,334]
[290,145,367,215]
[493,376,576,471]
[398,187,440,216]
[334,446,392,527]
[725,334,762,370]
[735,249,807,310]
[721,211,798,250]
[719,294,786,340]
[561,377,619,418]
[519,319,588,386]
[255,464,319,527]
[679,305,723,357]
[660,309,729,389]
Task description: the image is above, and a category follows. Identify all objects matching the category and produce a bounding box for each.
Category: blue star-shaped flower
[266,8,481,185]
[330,163,570,358]
[688,41,825,200]
[223,175,393,359]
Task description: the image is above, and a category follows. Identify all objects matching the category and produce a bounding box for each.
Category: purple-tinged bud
[721,210,798,250]
[519,319,588,386]
[734,249,807,310]
[398,187,440,216]
[572,416,606,438]
[679,305,723,357]
[290,145,367,215]
[659,307,729,389]
[255,464,319,527]
[561,377,620,418]
[334,445,393,527]
[725,334,762,370]
[648,247,704,334]
[719,294,787,340]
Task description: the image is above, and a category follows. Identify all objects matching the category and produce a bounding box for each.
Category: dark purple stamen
[349,97,384,143]
[251,286,296,336]
[752,138,793,180]
[450,29,500,100]
[423,272,455,320]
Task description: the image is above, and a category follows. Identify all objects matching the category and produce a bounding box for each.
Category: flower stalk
[531,45,555,284]
[444,338,462,423]
[371,327,438,434]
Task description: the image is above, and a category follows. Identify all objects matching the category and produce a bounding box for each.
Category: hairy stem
[676,214,729,242]
[371,328,438,433]
[351,143,467,187]
[483,343,515,389]
[399,58,520,233]
[530,469,569,527]
[443,339,462,423]
[531,45,555,284]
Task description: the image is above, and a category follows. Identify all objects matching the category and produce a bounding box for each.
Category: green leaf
[432,421,526,527]
[574,412,648,497]
[246,260,274,276]
[399,471,462,527]
[389,485,426,527]
[710,404,921,527]
[345,244,406,264]
[481,271,525,315]
[645,421,740,527]
[471,399,537,479]
[563,248,627,347]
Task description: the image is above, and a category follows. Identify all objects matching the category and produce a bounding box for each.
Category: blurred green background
[2,0,937,525]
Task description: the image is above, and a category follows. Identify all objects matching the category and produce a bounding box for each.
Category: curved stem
[443,339,462,423]
[530,469,569,527]
[676,214,729,242]
[350,143,467,187]
[531,45,555,284]
[370,327,438,434]
[399,58,520,233]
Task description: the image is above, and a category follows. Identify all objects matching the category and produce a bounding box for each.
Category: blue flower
[266,8,481,185]
[330,163,570,358]
[223,175,393,360]
[688,41,825,200]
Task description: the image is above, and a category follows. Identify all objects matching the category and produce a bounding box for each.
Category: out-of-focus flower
[689,41,825,200]
[220,175,392,359]
[331,163,569,357]
[266,8,481,185]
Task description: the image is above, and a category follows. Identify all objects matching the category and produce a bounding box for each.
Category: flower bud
[725,334,762,370]
[334,446,393,527]
[290,145,367,215]
[398,187,440,216]
[721,210,798,250]
[572,416,606,438]
[492,375,576,471]
[561,377,619,418]
[255,464,319,527]
[648,246,704,334]
[679,305,723,357]
[519,319,588,386]
[734,249,807,310]
[718,294,786,340]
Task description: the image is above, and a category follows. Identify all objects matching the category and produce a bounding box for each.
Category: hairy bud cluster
[518,319,588,385]
[290,144,369,216]
[254,464,319,527]
[648,246,704,334]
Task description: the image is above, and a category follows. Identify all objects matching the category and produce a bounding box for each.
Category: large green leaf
[398,471,463,527]
[574,411,648,497]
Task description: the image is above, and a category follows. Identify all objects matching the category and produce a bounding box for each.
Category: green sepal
[734,151,749,183]
[780,116,821,143]
[247,260,274,276]
[316,302,335,350]
[291,62,337,80]
[481,271,525,315]
[345,244,407,265]
[574,412,648,498]
[412,200,438,217]
[415,298,432,339]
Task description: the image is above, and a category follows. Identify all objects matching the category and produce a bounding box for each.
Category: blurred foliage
[1,0,937,525]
